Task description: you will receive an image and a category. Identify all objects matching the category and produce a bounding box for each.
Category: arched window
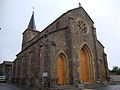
[98,59,105,79]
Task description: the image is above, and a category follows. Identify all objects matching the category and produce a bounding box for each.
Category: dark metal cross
[79,3,81,7]
[32,6,35,13]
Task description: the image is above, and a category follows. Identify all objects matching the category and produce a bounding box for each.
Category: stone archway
[79,44,95,82]
[56,53,68,84]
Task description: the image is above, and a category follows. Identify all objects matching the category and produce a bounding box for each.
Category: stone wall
[0,61,13,81]
[12,6,108,88]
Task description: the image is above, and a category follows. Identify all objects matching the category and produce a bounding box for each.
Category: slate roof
[27,12,36,30]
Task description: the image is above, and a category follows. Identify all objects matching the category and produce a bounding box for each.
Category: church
[12,5,109,88]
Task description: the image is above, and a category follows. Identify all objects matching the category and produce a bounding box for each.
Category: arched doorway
[80,48,88,82]
[56,53,68,84]
[79,44,95,82]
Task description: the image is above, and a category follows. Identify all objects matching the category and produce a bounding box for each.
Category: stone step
[77,82,105,89]
[48,85,80,90]
[47,82,106,90]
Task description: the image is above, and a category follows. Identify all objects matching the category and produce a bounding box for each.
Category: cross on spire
[32,6,35,13]
[79,3,81,7]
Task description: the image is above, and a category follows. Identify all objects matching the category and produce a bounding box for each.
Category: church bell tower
[22,12,39,50]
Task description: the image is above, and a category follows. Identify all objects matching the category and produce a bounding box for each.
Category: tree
[111,66,120,75]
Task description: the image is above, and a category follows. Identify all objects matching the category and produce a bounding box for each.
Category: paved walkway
[1,82,120,90]
[0,82,32,90]
[96,85,120,90]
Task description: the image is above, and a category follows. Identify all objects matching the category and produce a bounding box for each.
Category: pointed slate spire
[27,12,36,30]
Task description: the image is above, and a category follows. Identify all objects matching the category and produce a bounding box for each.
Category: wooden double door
[56,55,65,84]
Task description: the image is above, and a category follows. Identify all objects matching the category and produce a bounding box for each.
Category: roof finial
[32,6,35,13]
[79,3,81,7]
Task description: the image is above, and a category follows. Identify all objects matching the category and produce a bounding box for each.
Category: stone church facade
[12,6,108,87]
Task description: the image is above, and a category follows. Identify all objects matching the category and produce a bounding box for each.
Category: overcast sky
[0,0,120,69]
